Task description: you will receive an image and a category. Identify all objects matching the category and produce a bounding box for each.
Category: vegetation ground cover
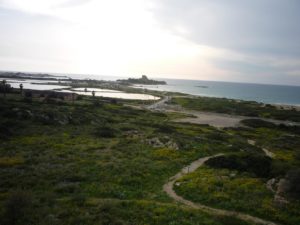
[171,97,300,122]
[174,119,300,225]
[0,93,257,225]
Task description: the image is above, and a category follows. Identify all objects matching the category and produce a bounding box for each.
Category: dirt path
[262,148,275,158]
[163,154,278,225]
[146,95,300,128]
[171,108,300,128]
[146,96,171,110]
[247,140,275,158]
[172,110,242,128]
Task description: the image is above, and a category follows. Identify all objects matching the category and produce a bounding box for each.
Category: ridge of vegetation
[1,91,300,225]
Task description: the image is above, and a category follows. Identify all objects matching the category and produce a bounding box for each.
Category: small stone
[229,173,236,178]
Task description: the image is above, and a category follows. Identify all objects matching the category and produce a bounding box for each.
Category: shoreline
[2,72,300,108]
[131,83,300,107]
[272,103,300,111]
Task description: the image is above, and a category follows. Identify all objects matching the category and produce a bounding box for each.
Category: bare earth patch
[163,154,278,225]
[145,96,300,128]
[172,111,242,128]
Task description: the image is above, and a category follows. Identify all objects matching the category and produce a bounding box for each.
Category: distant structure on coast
[118,75,167,85]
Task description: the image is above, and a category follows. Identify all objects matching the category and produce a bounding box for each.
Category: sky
[0,0,300,85]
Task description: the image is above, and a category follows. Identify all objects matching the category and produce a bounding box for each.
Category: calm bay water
[132,79,300,106]
[6,78,159,100]
[6,71,300,105]
[64,73,300,105]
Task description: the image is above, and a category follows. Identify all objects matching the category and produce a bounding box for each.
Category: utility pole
[19,83,23,96]
[2,80,6,97]
[72,93,75,104]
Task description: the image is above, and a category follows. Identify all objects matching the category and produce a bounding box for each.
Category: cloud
[55,0,92,8]
[148,0,300,84]
[0,0,299,85]
[0,0,88,13]
[150,0,300,57]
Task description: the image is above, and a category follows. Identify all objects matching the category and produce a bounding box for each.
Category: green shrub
[24,91,32,98]
[269,160,292,177]
[0,124,13,140]
[1,191,33,225]
[95,126,118,138]
[242,119,300,135]
[92,99,104,107]
[286,169,300,200]
[295,151,300,161]
[72,194,86,207]
[0,82,12,94]
[154,123,176,133]
[0,157,24,168]
[241,119,276,128]
[206,153,272,178]
[172,97,300,122]
[54,183,79,194]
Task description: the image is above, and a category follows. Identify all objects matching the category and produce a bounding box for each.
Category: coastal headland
[1,72,300,225]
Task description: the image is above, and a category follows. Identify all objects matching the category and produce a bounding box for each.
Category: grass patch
[1,92,299,225]
[172,97,300,122]
[175,166,300,225]
[0,156,24,167]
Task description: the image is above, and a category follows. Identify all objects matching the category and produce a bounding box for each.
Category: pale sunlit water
[132,79,300,105]
[58,89,160,100]
[8,81,70,90]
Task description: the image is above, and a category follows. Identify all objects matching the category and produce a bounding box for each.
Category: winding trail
[247,140,275,158]
[146,95,300,128]
[163,154,278,225]
[146,95,171,110]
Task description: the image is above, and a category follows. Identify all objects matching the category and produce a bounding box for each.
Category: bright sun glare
[0,0,223,78]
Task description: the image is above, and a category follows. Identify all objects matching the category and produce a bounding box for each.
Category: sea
[3,71,300,105]
[132,79,300,106]
[68,74,300,106]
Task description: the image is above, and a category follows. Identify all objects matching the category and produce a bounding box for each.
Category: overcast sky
[0,0,300,85]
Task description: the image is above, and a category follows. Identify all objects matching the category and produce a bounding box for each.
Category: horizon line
[0,69,300,88]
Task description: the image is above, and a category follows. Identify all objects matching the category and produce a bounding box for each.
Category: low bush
[241,119,276,129]
[286,169,300,200]
[172,97,300,122]
[242,119,300,135]
[0,124,13,140]
[155,123,176,133]
[0,157,24,168]
[206,153,272,178]
[1,191,33,225]
[270,160,291,177]
[95,126,118,138]
[0,82,12,94]
[24,91,32,98]
[93,100,103,107]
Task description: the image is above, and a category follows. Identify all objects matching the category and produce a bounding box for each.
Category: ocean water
[132,79,300,106]
[5,72,300,105]
[58,89,159,100]
[6,78,159,100]
[63,73,300,105]
[8,80,70,90]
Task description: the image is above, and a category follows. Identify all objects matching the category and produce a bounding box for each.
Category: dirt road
[147,95,300,128]
[163,154,278,225]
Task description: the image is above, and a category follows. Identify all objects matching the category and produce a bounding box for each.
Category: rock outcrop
[146,136,179,150]
[118,75,166,85]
